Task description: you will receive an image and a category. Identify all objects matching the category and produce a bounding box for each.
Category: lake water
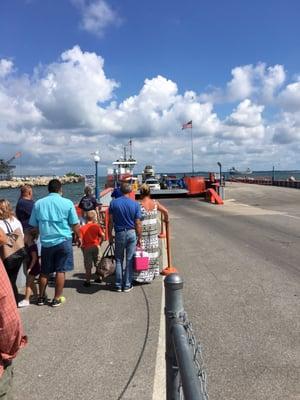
[1,171,299,208]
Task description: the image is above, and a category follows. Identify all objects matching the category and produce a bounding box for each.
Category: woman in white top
[0,199,25,302]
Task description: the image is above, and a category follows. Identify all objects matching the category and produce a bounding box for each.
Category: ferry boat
[102,140,223,203]
[229,167,252,175]
[106,140,137,189]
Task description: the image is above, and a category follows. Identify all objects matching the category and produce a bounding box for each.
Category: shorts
[28,262,41,277]
[81,246,101,271]
[41,239,73,275]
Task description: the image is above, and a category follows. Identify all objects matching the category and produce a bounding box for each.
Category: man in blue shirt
[15,185,34,231]
[109,183,141,292]
[29,179,81,307]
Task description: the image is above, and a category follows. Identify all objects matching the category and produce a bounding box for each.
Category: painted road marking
[222,200,300,220]
[152,278,166,400]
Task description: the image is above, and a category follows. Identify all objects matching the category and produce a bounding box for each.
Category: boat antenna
[123,146,127,161]
[129,138,133,160]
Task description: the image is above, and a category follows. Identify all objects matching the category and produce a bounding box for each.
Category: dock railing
[165,274,209,400]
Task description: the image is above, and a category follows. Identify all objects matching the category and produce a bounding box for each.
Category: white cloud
[220,99,265,144]
[0,49,300,173]
[225,99,264,128]
[71,0,121,36]
[227,65,255,101]
[278,80,300,112]
[206,63,286,104]
[273,111,300,144]
[261,65,285,102]
[0,59,13,78]
[35,45,118,129]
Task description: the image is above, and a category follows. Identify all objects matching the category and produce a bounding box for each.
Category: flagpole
[191,126,195,174]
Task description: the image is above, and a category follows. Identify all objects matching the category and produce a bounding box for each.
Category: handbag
[134,247,150,271]
[0,220,26,263]
[97,243,116,278]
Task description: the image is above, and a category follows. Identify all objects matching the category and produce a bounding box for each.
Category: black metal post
[172,324,205,400]
[217,162,222,187]
[217,161,224,199]
[95,160,99,200]
[272,165,275,185]
[165,273,184,400]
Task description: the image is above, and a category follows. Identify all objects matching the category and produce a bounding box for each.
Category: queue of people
[0,179,169,304]
[0,178,168,398]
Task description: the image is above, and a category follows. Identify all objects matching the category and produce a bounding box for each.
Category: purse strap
[136,245,145,257]
[103,243,115,257]
[3,220,13,234]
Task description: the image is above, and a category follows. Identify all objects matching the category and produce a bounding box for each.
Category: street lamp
[217,161,224,199]
[217,162,222,185]
[92,151,100,199]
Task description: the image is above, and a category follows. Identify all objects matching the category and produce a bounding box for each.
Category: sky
[1,0,300,176]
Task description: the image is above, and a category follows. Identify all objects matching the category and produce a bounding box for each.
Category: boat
[229,167,252,175]
[106,140,137,189]
[102,139,222,206]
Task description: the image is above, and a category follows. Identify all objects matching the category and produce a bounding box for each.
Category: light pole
[92,151,100,200]
[217,161,224,199]
[217,162,222,185]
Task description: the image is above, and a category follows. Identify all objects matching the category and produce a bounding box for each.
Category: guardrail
[229,178,300,189]
[165,274,209,400]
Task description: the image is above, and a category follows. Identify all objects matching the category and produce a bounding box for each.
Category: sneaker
[123,286,133,293]
[51,298,63,307]
[37,296,48,306]
[18,299,30,308]
[113,286,122,292]
[83,281,91,287]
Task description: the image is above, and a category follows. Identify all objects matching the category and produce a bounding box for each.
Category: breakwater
[0,175,83,189]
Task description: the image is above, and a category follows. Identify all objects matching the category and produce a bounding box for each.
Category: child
[18,231,41,307]
[80,210,105,287]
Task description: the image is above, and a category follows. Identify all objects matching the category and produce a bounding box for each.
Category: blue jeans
[114,229,136,289]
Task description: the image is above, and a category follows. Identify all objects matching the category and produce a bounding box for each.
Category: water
[0,177,107,208]
[1,171,299,208]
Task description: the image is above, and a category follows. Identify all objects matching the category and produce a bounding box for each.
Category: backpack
[80,196,94,212]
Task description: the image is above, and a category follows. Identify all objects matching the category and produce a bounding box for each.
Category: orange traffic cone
[160,220,178,276]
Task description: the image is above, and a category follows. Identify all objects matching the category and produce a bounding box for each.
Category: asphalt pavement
[13,182,300,399]
[13,245,165,400]
[162,182,300,400]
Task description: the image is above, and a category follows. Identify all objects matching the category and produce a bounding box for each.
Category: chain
[174,312,209,400]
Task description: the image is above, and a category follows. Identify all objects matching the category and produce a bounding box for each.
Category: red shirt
[0,259,27,377]
[80,222,104,249]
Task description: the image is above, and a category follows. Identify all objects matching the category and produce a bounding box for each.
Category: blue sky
[1,0,300,175]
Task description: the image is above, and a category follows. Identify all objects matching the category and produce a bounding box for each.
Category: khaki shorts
[81,246,101,271]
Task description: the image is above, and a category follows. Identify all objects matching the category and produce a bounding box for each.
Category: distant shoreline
[0,175,83,189]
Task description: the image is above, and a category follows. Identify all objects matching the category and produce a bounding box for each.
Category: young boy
[18,231,41,307]
[80,210,105,287]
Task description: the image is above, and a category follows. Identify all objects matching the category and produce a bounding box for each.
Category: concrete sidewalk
[13,243,166,400]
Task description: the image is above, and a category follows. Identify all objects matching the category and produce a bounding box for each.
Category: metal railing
[165,274,209,400]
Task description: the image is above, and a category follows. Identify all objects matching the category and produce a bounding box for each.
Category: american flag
[182,120,192,129]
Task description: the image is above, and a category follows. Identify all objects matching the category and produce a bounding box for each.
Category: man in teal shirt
[29,179,81,307]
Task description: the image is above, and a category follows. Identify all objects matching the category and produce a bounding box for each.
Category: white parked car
[145,178,161,190]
